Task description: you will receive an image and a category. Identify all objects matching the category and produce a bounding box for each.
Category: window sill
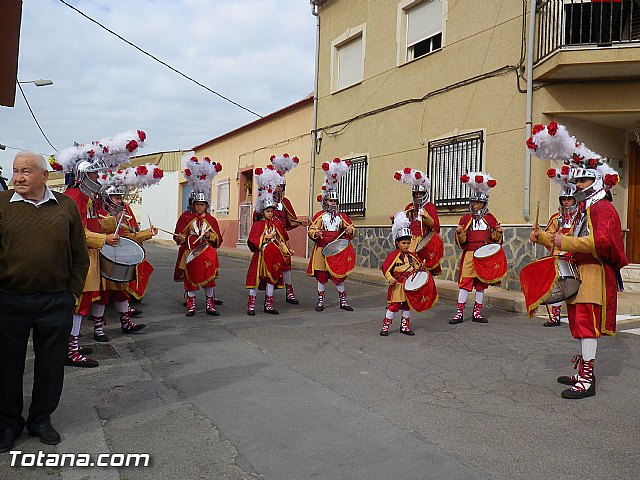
[398,46,442,68]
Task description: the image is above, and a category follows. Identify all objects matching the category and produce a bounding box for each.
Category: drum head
[474,243,501,259]
[322,238,350,257]
[404,271,430,291]
[101,237,145,266]
[415,232,433,252]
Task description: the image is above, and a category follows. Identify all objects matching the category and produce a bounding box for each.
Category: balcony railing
[535,0,640,63]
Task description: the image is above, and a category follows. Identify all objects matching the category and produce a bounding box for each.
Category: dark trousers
[0,291,74,433]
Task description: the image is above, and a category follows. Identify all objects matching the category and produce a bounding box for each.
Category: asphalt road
[2,243,639,480]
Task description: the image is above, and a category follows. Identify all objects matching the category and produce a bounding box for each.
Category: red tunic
[173,211,223,283]
[403,202,440,236]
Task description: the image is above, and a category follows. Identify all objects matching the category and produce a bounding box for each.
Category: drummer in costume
[529,160,579,327]
[268,153,310,305]
[380,212,437,336]
[89,165,162,342]
[307,158,356,312]
[527,123,628,399]
[393,167,443,275]
[450,172,504,324]
[246,166,289,315]
[173,157,224,317]
[55,130,146,367]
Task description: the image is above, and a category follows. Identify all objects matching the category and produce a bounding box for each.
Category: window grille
[336,155,367,217]
[428,131,484,210]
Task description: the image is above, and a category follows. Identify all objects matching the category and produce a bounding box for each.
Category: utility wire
[58,0,263,118]
[16,82,58,152]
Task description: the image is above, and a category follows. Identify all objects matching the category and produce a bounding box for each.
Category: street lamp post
[18,79,54,87]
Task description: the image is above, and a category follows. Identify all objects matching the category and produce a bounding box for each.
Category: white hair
[15,150,48,171]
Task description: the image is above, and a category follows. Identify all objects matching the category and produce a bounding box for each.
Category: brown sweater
[0,190,89,296]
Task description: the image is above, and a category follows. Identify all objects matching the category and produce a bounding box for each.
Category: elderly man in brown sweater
[0,151,89,452]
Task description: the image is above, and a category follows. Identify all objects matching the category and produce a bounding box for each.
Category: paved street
[2,243,640,480]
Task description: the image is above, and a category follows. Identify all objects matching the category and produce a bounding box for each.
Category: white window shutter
[407,0,442,47]
[337,36,363,90]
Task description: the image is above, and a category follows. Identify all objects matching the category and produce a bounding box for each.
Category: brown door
[628,141,640,263]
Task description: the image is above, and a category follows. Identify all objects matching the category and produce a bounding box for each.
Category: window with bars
[428,131,484,210]
[336,156,367,217]
[404,0,443,62]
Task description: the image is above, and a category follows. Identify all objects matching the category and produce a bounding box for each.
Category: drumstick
[155,226,179,236]
[534,200,540,229]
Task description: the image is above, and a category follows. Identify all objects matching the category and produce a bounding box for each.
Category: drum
[520,255,581,315]
[415,232,444,269]
[322,239,356,279]
[185,243,220,286]
[472,244,508,284]
[100,237,145,282]
[403,271,438,312]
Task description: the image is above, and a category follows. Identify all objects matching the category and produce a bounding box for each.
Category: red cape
[585,199,629,335]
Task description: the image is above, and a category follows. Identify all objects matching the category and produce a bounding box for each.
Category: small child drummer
[173,157,224,317]
[451,172,504,324]
[529,164,578,327]
[380,212,437,336]
[246,167,289,315]
[393,167,443,274]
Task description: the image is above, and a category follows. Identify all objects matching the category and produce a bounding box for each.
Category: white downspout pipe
[308,2,320,258]
[524,0,537,223]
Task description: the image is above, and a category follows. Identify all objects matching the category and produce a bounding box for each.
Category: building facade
[192,96,313,258]
[312,0,640,290]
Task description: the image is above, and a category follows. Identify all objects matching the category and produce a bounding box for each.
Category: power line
[16,82,58,152]
[58,0,263,119]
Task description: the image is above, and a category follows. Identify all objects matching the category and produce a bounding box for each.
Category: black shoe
[264,308,280,315]
[78,346,93,355]
[286,298,300,305]
[247,310,256,316]
[121,323,146,334]
[400,329,415,336]
[28,423,61,445]
[94,331,109,342]
[0,428,20,453]
[380,330,390,336]
[65,356,99,368]
[340,305,354,311]
[449,317,463,325]
[29,423,60,445]
[215,299,223,305]
[207,310,221,316]
[543,320,562,327]
[561,383,596,399]
[316,305,324,312]
[472,316,488,323]
[128,307,143,317]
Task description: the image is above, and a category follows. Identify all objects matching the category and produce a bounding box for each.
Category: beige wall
[194,102,313,222]
[316,0,528,226]
[316,0,639,232]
